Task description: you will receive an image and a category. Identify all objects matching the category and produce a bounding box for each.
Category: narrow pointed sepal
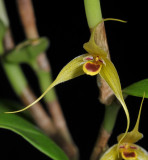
[83,18,126,58]
[54,54,88,83]
[136,146,148,160]
[5,54,88,113]
[83,22,107,57]
[118,95,145,144]
[117,131,143,145]
[100,145,119,160]
[99,57,130,144]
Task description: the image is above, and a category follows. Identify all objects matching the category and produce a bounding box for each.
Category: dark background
[0,0,148,160]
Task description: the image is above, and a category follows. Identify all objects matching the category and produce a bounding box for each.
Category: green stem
[30,60,57,102]
[0,41,3,54]
[0,0,7,55]
[0,0,9,27]
[0,0,27,96]
[84,0,102,28]
[2,63,27,96]
[103,103,120,133]
[36,71,57,102]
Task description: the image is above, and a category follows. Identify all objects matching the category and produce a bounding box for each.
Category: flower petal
[83,61,102,76]
[100,145,119,160]
[5,54,88,113]
[117,95,145,144]
[99,57,130,145]
[84,18,127,58]
[136,145,148,160]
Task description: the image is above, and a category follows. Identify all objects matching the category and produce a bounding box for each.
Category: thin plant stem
[16,0,79,159]
[90,127,111,160]
[0,0,27,96]
[103,103,120,133]
[0,0,9,28]
[90,102,120,160]
[30,61,57,102]
[84,0,102,29]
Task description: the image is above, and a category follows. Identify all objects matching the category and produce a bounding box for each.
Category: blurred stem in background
[0,0,56,136]
[16,0,78,159]
[84,0,121,160]
[0,0,78,159]
[0,1,78,159]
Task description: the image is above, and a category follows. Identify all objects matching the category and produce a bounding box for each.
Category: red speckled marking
[119,145,125,149]
[130,146,137,149]
[123,152,136,158]
[85,63,100,72]
[99,59,103,63]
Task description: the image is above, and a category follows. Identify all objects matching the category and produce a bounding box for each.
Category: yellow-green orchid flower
[100,96,148,160]
[6,18,130,144]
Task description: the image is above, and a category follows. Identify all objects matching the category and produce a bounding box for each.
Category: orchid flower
[100,95,148,160]
[6,18,130,143]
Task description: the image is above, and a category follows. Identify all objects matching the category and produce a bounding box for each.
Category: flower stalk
[84,0,102,29]
[103,103,120,133]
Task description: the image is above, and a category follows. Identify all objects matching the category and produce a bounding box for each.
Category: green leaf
[123,79,148,98]
[3,37,49,63]
[0,100,68,160]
